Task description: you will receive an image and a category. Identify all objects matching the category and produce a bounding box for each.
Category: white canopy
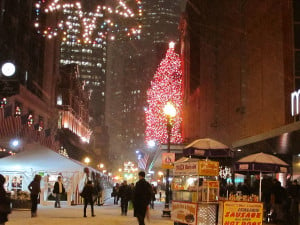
[184,138,229,150]
[237,152,288,166]
[0,143,90,173]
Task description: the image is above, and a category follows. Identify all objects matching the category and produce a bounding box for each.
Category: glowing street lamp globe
[1,62,16,77]
[147,140,156,148]
[84,157,90,165]
[163,102,176,118]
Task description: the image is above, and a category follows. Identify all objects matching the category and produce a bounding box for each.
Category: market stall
[171,157,264,225]
[171,157,220,225]
[0,143,102,206]
[234,152,289,201]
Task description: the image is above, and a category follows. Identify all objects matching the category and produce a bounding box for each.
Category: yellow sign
[222,201,263,225]
[162,153,175,169]
[171,201,198,225]
[198,161,219,176]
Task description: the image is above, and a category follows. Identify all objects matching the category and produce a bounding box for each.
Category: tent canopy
[0,143,91,173]
[234,152,289,174]
[183,138,233,158]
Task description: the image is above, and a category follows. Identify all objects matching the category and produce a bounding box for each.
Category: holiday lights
[15,106,21,116]
[145,42,183,144]
[27,114,34,127]
[34,0,143,43]
[0,98,7,108]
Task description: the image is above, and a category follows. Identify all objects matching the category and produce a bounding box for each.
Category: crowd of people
[1,170,300,225]
[220,177,300,225]
[0,171,158,225]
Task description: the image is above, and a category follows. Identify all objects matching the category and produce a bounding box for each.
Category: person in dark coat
[53,176,65,208]
[270,179,287,223]
[112,183,120,205]
[133,171,152,225]
[81,180,95,217]
[287,179,300,225]
[28,174,41,217]
[119,180,132,216]
[0,174,10,225]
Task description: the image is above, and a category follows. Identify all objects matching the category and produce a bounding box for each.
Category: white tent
[0,143,97,206]
[0,144,87,172]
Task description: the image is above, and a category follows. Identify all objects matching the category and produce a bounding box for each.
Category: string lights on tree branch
[145,42,183,144]
[34,0,143,43]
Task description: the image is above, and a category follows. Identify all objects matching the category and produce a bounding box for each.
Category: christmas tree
[145,42,183,145]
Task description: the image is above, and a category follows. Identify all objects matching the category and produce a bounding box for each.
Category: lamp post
[162,102,176,217]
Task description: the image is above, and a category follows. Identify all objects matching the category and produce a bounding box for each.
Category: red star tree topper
[145,42,183,145]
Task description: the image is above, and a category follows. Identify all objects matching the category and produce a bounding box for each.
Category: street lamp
[162,102,176,217]
[84,157,90,166]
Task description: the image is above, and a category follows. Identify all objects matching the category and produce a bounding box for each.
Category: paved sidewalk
[5,199,285,225]
[6,199,172,225]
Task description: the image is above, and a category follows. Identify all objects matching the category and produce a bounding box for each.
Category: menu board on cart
[171,201,198,225]
[221,201,263,225]
[198,161,219,176]
[173,161,199,175]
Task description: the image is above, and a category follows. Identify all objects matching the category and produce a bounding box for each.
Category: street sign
[0,80,20,97]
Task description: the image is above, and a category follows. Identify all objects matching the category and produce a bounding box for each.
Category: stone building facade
[181,0,294,148]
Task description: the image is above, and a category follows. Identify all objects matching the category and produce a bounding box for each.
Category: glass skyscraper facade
[105,0,184,166]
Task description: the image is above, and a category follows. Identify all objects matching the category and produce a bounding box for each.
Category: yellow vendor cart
[171,157,220,225]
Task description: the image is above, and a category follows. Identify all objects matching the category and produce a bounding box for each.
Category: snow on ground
[6,199,173,225]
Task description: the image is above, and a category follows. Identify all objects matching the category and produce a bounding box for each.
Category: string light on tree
[34,0,143,43]
[145,42,184,144]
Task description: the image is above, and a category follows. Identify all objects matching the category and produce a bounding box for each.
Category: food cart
[171,157,263,225]
[171,157,220,225]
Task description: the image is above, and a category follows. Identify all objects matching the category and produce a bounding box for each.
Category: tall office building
[58,1,107,126]
[105,0,184,167]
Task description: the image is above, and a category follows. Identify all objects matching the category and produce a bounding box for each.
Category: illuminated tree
[145,42,183,144]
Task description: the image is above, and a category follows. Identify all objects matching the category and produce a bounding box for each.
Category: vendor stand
[171,157,264,225]
[171,157,220,225]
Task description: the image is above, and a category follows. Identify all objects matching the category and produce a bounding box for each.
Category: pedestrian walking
[133,171,152,225]
[28,174,41,218]
[53,176,65,208]
[150,184,157,209]
[80,180,95,217]
[112,183,120,205]
[95,178,103,206]
[119,180,132,216]
[0,174,11,225]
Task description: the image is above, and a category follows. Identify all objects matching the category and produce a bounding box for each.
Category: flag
[138,152,150,170]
